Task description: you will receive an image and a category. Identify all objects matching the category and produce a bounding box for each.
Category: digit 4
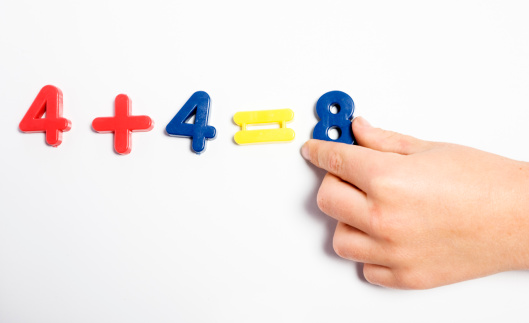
[19,85,72,147]
[166,91,216,154]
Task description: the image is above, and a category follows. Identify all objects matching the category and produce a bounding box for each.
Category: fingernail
[356,117,372,128]
[301,143,310,160]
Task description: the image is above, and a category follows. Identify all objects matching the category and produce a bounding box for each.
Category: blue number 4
[166,91,216,154]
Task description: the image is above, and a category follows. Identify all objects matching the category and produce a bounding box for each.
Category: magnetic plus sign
[92,94,154,155]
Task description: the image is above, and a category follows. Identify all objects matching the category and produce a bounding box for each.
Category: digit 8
[312,91,355,144]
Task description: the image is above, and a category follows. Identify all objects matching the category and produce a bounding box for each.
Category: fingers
[362,264,399,288]
[333,222,388,266]
[352,117,433,155]
[301,139,383,192]
[317,173,371,234]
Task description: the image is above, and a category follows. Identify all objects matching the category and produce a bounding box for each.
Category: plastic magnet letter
[233,109,295,145]
[92,94,154,155]
[165,91,216,154]
[312,91,355,144]
[19,85,72,147]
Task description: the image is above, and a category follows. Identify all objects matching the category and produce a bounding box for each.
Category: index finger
[301,139,383,192]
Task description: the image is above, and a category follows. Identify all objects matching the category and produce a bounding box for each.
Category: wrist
[510,161,529,270]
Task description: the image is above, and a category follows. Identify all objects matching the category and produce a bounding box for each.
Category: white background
[1,0,529,322]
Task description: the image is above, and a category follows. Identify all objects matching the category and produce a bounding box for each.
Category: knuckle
[326,151,344,174]
[363,265,381,286]
[332,234,347,258]
[368,167,403,197]
[316,186,331,214]
[332,233,368,261]
[394,136,411,154]
[366,202,383,232]
[384,130,400,142]
[369,214,394,242]
[362,265,395,288]
[366,204,403,244]
[396,139,411,154]
[370,173,393,192]
[385,131,411,153]
[394,269,430,290]
[372,129,390,148]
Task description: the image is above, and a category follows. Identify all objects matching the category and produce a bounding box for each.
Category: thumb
[353,117,432,155]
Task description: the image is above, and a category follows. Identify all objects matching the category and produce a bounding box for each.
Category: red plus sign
[92,94,154,155]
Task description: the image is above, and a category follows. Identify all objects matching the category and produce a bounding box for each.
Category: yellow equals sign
[233,109,295,145]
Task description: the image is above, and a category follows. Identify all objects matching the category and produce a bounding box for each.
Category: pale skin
[301,117,529,289]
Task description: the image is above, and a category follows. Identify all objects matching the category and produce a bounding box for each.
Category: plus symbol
[92,94,154,155]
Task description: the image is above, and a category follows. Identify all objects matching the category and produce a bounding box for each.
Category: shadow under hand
[303,160,368,284]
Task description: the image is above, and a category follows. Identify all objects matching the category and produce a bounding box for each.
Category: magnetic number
[165,91,216,154]
[19,85,72,147]
[312,91,355,144]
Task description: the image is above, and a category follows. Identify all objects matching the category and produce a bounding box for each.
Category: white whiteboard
[2,1,529,322]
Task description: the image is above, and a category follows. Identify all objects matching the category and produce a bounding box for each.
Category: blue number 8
[312,91,355,144]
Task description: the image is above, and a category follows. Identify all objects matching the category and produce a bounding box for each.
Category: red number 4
[19,85,72,147]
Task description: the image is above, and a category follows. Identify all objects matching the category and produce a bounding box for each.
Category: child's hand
[301,117,529,289]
